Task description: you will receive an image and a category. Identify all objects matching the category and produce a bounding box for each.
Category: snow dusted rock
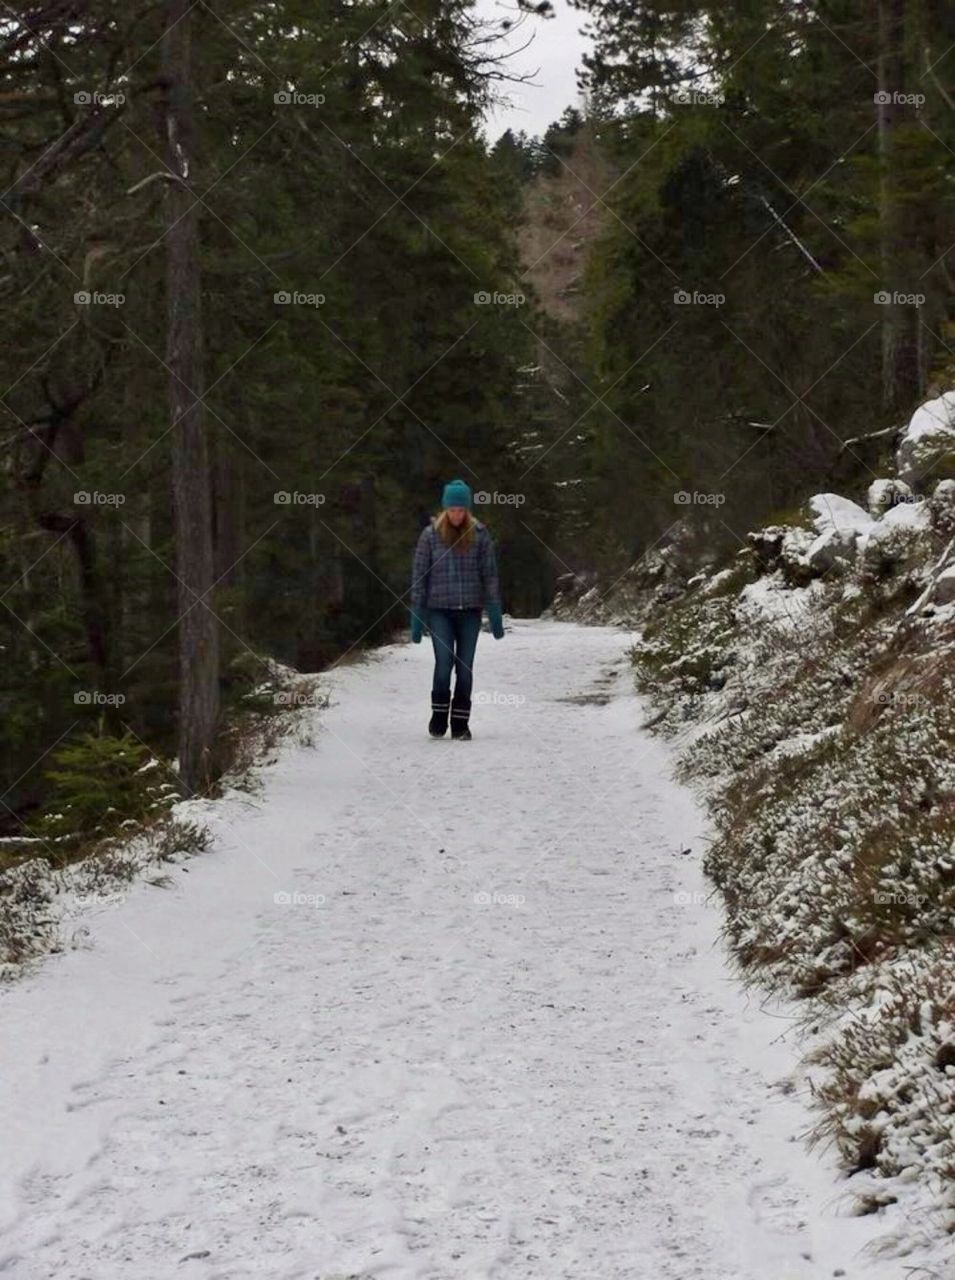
[800,494,875,576]
[809,492,874,537]
[867,478,914,518]
[896,391,955,488]
[804,528,853,575]
[858,498,933,579]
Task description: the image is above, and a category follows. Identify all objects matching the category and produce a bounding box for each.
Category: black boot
[429,697,450,738]
[450,695,471,740]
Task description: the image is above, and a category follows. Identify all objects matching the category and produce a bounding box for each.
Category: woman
[409,479,504,740]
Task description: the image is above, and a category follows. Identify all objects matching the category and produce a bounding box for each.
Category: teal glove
[487,602,504,639]
[409,606,428,643]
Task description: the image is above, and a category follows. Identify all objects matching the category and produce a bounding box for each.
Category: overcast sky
[474,0,592,142]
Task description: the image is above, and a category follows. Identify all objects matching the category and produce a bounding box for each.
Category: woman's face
[446,506,467,527]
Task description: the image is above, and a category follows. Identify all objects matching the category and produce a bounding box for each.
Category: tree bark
[163,0,219,791]
[876,0,920,414]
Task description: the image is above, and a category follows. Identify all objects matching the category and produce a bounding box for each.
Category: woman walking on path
[409,479,504,740]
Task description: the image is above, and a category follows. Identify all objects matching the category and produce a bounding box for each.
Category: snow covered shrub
[70,823,206,900]
[682,595,857,783]
[808,947,955,1202]
[631,590,738,714]
[747,523,816,585]
[32,731,178,853]
[0,857,56,969]
[148,816,212,862]
[697,554,757,599]
[705,667,955,994]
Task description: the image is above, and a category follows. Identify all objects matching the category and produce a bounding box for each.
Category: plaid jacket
[411,518,501,611]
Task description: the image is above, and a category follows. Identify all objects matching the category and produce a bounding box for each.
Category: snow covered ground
[0,621,938,1280]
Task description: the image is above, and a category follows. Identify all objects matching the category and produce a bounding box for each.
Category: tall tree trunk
[876,0,919,414]
[163,0,219,791]
[212,435,244,663]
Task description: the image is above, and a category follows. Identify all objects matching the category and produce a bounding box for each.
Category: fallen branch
[841,424,899,451]
[903,533,955,621]
[126,170,185,195]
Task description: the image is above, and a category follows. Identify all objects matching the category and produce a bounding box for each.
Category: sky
[474,0,592,141]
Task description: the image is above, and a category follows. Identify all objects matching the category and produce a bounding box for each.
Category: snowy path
[0,621,914,1280]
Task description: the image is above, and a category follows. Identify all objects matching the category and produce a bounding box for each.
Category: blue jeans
[428,607,481,705]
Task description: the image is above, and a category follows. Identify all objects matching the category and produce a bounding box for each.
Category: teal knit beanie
[441,478,472,509]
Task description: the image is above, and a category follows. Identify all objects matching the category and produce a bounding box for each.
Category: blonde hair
[434,508,476,551]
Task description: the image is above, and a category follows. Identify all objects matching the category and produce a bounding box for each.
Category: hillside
[551,391,955,1258]
[517,121,611,325]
